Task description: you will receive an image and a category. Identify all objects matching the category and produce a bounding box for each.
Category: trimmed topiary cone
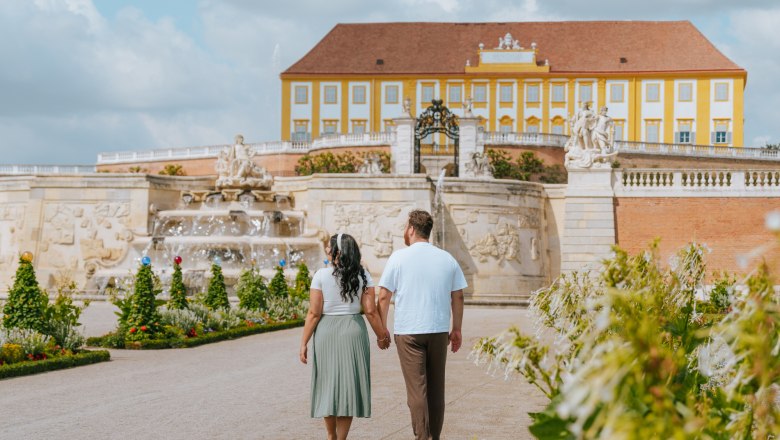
[127,263,161,337]
[205,263,230,310]
[268,265,289,298]
[2,256,47,332]
[168,262,188,310]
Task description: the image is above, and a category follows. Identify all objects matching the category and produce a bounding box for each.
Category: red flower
[140,325,148,332]
[129,327,137,333]
[292,314,298,320]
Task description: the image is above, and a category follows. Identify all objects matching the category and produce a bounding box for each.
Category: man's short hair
[408,210,433,239]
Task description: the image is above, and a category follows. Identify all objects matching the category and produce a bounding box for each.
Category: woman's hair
[329,233,368,302]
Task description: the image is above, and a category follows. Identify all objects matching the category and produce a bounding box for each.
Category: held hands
[377,328,391,350]
[449,329,462,353]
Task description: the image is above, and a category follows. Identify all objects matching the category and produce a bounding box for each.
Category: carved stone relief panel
[40,202,135,278]
[322,203,414,260]
[0,204,26,268]
[450,206,542,266]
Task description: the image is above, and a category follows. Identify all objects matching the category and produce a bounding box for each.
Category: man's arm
[377,287,393,341]
[449,289,464,353]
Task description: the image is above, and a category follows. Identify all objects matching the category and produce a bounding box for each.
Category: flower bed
[87,319,304,349]
[0,349,110,380]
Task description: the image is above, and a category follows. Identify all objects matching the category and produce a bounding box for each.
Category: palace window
[499,84,513,103]
[579,83,593,104]
[292,120,310,142]
[421,83,435,103]
[645,120,660,143]
[499,116,513,133]
[322,120,338,135]
[645,83,660,102]
[383,119,395,133]
[385,85,398,104]
[609,83,624,103]
[526,84,540,103]
[323,86,338,104]
[449,84,462,103]
[294,86,308,104]
[525,117,540,133]
[551,84,565,103]
[714,82,729,101]
[678,83,693,102]
[713,120,730,144]
[351,119,367,135]
[551,117,565,135]
[352,85,366,104]
[473,84,487,103]
[676,120,693,144]
[614,120,625,141]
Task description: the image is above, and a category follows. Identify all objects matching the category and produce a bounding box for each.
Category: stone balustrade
[0,164,96,175]
[615,168,780,196]
[480,131,569,147]
[94,131,780,166]
[309,131,395,151]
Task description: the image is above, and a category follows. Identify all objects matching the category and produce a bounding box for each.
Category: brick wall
[615,197,780,275]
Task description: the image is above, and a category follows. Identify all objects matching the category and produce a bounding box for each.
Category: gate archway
[414,99,459,176]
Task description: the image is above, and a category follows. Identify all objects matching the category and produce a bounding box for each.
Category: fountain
[92,135,325,294]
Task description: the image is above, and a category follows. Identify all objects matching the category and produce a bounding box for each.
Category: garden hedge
[0,350,111,380]
[87,319,304,350]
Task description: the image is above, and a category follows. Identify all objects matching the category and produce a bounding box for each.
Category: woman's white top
[311,267,373,315]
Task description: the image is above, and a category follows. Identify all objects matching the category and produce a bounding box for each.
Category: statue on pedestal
[564,105,617,169]
[216,134,273,189]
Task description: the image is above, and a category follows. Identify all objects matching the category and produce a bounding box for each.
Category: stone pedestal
[391,117,415,174]
[457,117,480,177]
[560,167,616,274]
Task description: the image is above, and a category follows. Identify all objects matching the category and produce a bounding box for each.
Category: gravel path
[0,304,547,439]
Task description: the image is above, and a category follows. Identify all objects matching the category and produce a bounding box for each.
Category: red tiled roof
[283,21,744,76]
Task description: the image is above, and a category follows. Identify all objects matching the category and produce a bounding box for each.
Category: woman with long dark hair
[299,233,389,440]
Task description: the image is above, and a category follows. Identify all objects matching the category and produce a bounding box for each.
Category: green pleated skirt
[311,314,371,418]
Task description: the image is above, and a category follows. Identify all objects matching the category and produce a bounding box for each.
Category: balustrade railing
[617,169,780,194]
[95,131,780,165]
[0,165,96,175]
[481,131,569,147]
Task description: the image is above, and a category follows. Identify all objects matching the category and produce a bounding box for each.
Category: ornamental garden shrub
[236,266,268,311]
[126,262,162,340]
[3,256,48,332]
[204,263,230,310]
[295,151,391,175]
[168,260,188,310]
[291,263,311,299]
[268,265,289,298]
[473,242,780,439]
[486,149,567,184]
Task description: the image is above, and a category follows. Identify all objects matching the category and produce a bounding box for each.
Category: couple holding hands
[300,210,467,440]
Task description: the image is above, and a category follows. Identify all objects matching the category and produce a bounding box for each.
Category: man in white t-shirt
[377,209,467,440]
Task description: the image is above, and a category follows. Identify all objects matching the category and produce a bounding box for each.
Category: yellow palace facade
[281,21,746,147]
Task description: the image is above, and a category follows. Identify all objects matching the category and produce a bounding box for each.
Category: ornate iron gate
[414,99,459,176]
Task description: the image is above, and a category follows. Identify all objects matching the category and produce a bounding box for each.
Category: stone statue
[564,105,618,169]
[465,151,494,179]
[569,102,596,151]
[358,153,384,175]
[402,97,412,117]
[591,106,615,154]
[463,97,474,117]
[496,33,521,50]
[216,134,273,189]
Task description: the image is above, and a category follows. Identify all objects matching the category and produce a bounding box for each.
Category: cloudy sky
[1,0,779,165]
